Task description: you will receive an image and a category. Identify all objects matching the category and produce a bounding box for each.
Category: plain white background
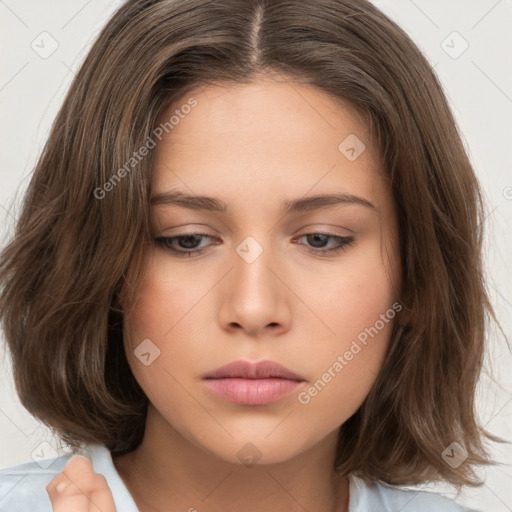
[0,0,511,510]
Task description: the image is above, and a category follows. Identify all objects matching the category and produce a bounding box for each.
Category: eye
[154,234,213,257]
[154,232,355,257]
[294,233,355,255]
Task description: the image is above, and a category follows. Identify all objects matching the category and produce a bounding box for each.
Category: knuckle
[46,473,67,492]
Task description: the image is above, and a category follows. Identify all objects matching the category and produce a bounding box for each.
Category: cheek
[122,256,203,396]
[293,246,397,424]
[295,306,394,432]
[125,251,212,344]
[306,239,397,343]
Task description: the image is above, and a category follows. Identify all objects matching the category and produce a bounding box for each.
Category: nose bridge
[233,234,279,308]
[219,234,290,334]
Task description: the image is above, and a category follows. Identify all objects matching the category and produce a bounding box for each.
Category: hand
[46,455,117,512]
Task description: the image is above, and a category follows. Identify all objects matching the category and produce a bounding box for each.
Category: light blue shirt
[0,444,482,511]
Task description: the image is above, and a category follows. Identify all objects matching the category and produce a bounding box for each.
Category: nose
[217,238,292,338]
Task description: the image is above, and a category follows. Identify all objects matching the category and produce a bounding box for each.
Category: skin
[46,456,116,512]
[48,74,401,512]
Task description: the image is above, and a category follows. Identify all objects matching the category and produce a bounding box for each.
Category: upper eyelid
[153,222,356,236]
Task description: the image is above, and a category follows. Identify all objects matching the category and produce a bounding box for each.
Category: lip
[203,360,305,380]
[202,360,305,405]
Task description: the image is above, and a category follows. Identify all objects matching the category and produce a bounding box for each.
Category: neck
[113,406,349,512]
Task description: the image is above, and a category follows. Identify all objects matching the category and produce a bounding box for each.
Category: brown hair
[0,0,499,488]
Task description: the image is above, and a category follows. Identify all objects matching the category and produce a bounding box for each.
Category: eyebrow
[150,190,376,215]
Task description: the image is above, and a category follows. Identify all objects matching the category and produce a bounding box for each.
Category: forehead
[151,78,388,213]
[155,77,373,155]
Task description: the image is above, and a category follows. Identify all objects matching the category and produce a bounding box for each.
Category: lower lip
[203,378,302,405]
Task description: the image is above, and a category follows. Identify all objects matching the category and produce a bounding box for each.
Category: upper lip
[202,360,305,381]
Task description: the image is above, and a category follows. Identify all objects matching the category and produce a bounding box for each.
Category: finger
[46,455,117,512]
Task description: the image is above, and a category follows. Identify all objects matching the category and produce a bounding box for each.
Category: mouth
[202,360,306,405]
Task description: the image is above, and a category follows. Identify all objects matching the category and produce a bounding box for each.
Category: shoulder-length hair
[0,0,498,487]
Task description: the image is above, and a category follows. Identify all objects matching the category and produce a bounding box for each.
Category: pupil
[308,234,327,248]
[180,235,201,249]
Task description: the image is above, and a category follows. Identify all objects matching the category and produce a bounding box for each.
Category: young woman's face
[123,76,401,465]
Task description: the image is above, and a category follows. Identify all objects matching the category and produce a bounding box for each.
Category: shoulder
[0,455,69,511]
[349,475,482,512]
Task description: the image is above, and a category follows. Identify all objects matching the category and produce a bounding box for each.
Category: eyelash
[154,233,355,258]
